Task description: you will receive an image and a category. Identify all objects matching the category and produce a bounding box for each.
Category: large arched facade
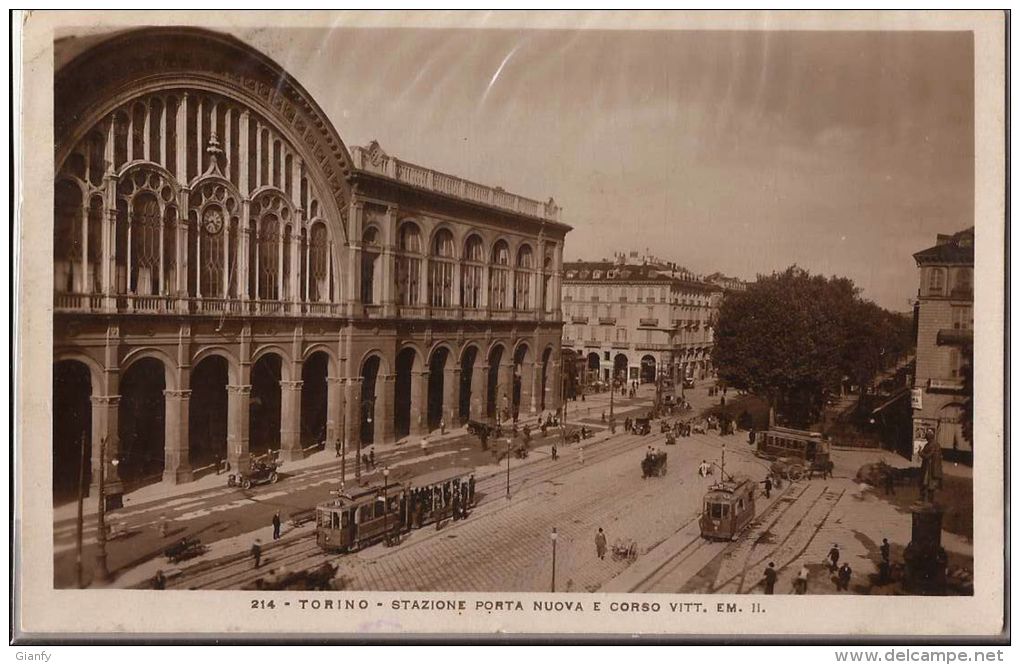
[52,28,569,498]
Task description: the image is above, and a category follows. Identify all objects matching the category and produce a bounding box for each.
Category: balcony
[490,309,514,321]
[571,315,589,324]
[598,317,617,326]
[611,341,630,350]
[639,318,659,327]
[396,305,428,319]
[927,378,966,393]
[937,328,973,346]
[351,144,561,222]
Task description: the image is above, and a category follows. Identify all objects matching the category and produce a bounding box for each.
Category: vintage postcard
[13,10,1006,640]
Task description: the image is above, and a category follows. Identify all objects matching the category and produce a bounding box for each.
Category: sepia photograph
[13,9,1006,640]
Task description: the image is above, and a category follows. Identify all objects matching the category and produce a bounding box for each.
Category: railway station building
[52,28,569,499]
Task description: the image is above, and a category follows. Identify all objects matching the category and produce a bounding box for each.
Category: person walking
[551,443,558,461]
[420,437,429,457]
[793,566,809,595]
[762,562,777,594]
[369,448,376,470]
[440,417,447,435]
[595,528,607,560]
[152,569,167,590]
[699,460,711,477]
[764,476,773,499]
[578,446,585,466]
[158,513,169,538]
[828,544,841,573]
[272,512,281,540]
[251,539,262,569]
[837,562,852,591]
[880,538,891,564]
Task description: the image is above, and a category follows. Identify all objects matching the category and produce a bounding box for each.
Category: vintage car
[466,419,498,438]
[228,459,281,489]
[633,417,652,436]
[164,537,206,563]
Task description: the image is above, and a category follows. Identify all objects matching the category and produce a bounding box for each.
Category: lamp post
[358,398,374,484]
[382,466,390,545]
[75,433,87,589]
[505,437,512,500]
[550,527,558,592]
[609,371,615,420]
[338,436,346,492]
[94,436,117,585]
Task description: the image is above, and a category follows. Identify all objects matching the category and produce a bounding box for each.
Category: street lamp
[94,436,117,585]
[381,466,391,546]
[337,436,346,492]
[505,437,512,500]
[358,398,374,484]
[550,527,558,592]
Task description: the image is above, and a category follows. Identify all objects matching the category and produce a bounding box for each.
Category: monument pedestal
[902,501,948,594]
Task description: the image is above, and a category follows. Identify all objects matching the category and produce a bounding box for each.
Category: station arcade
[52,28,568,498]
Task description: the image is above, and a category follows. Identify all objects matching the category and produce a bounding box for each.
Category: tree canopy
[712,267,914,426]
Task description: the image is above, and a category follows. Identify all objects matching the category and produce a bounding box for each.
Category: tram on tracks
[315,466,474,553]
[699,477,756,541]
[752,426,832,477]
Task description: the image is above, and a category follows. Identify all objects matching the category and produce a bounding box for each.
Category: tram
[699,477,756,541]
[315,466,473,553]
[753,426,831,473]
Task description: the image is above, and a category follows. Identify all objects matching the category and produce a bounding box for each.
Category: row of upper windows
[924,266,973,298]
[363,222,552,269]
[563,283,711,307]
[562,325,659,343]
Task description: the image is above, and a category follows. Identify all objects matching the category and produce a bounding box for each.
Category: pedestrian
[551,443,558,461]
[468,474,476,505]
[578,446,585,466]
[152,569,167,590]
[440,417,447,435]
[828,544,840,573]
[369,448,376,470]
[272,512,281,540]
[699,460,710,477]
[452,491,461,521]
[794,565,809,595]
[335,440,342,458]
[764,476,773,499]
[762,562,777,595]
[158,513,169,538]
[880,538,891,564]
[595,527,607,560]
[251,539,262,569]
[601,411,606,423]
[609,417,616,435]
[884,471,895,495]
[420,437,429,457]
[837,562,852,591]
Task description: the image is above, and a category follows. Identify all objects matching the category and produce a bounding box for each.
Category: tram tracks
[165,430,659,589]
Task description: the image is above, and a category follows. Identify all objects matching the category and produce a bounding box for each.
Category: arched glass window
[489,240,511,310]
[461,234,484,309]
[428,229,456,307]
[132,192,161,295]
[311,223,330,302]
[54,180,83,293]
[514,244,533,311]
[258,214,280,300]
[395,222,422,306]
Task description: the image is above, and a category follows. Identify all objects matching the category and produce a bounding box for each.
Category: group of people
[407,476,476,527]
[759,540,873,595]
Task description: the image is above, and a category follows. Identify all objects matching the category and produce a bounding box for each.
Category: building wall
[912,259,973,457]
[52,28,567,493]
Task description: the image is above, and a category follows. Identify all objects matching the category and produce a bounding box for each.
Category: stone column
[279,380,304,461]
[343,377,362,452]
[470,364,487,421]
[226,384,251,472]
[531,361,545,414]
[162,389,193,484]
[409,370,428,435]
[547,361,562,412]
[498,361,514,419]
[375,374,396,444]
[519,361,536,416]
[325,376,343,446]
[443,366,460,426]
[89,395,122,496]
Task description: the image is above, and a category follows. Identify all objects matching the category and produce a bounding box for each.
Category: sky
[61,26,974,311]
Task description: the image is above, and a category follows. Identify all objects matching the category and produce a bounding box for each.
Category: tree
[960,340,973,446]
[712,266,911,427]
